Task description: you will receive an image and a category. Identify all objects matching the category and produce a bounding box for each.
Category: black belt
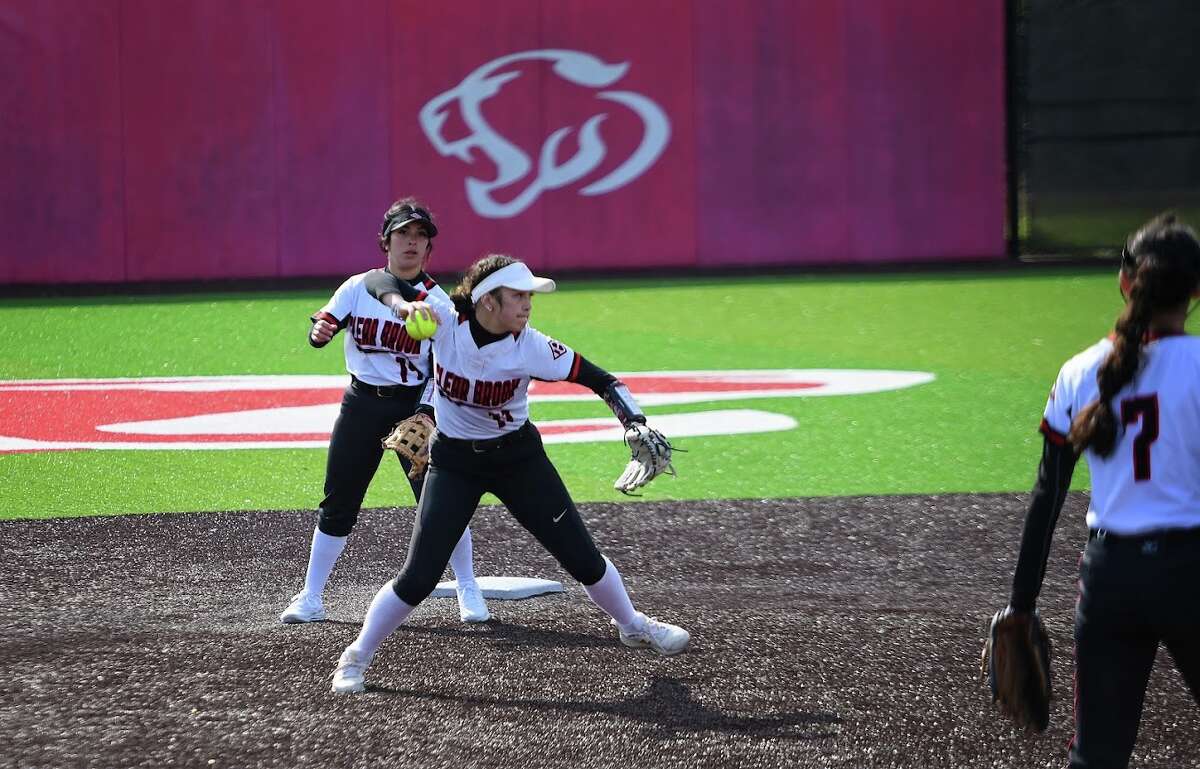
[350,376,414,398]
[436,422,532,453]
[1089,526,1200,551]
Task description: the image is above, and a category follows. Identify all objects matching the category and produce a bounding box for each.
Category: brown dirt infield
[2,493,1197,768]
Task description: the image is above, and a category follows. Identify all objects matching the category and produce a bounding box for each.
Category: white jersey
[314,271,447,392]
[1042,334,1200,535]
[416,292,580,439]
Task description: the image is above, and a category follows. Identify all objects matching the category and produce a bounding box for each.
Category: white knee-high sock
[349,581,416,658]
[583,556,637,627]
[303,527,347,597]
[448,527,477,586]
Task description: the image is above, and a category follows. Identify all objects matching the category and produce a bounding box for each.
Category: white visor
[470,262,556,303]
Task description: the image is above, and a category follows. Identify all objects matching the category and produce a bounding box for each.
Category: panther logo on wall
[419,49,671,218]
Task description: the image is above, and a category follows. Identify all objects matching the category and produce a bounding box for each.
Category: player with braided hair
[280,197,489,626]
[986,214,1200,766]
[327,254,687,694]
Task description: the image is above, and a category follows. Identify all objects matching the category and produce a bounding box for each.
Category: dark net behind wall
[1015,0,1200,255]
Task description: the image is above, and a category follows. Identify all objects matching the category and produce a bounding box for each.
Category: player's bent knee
[568,551,607,587]
[392,572,437,606]
[317,508,359,538]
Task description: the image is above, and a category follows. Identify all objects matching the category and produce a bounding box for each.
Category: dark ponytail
[449,254,518,316]
[1068,214,1200,455]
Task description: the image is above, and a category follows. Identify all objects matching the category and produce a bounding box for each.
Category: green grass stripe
[2,268,1182,519]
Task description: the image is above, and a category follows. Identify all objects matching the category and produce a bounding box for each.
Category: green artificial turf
[2,267,1179,519]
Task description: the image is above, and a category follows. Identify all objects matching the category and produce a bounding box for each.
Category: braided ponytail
[1068,215,1200,455]
[1068,266,1154,455]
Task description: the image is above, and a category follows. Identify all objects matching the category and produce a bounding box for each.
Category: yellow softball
[405,311,438,341]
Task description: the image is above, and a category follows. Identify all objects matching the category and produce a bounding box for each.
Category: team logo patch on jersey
[547,339,568,360]
[0,369,933,452]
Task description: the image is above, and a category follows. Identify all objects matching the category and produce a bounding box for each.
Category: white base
[431,576,565,600]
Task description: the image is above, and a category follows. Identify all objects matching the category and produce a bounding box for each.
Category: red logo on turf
[0,370,933,452]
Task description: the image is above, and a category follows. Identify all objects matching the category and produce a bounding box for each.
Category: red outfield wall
[0,0,1006,285]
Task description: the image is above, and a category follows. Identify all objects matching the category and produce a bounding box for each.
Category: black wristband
[602,382,646,430]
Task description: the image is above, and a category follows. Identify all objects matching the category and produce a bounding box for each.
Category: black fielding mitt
[981,607,1052,732]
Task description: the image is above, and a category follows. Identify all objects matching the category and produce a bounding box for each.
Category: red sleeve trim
[308,311,340,348]
[1039,418,1069,446]
[311,311,339,326]
[567,353,582,382]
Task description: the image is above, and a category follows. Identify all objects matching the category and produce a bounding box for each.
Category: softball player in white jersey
[998,214,1200,768]
[280,198,488,626]
[328,254,689,693]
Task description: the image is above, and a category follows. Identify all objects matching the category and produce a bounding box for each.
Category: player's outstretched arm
[363,268,452,324]
[604,382,676,495]
[562,356,677,494]
[362,268,423,302]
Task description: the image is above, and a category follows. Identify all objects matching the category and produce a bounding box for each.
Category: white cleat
[456,581,490,623]
[613,613,690,656]
[280,591,326,624]
[331,648,373,694]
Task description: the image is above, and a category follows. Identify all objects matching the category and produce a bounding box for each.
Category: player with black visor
[280,198,489,627]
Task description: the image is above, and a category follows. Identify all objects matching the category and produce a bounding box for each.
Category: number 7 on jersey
[1120,394,1159,482]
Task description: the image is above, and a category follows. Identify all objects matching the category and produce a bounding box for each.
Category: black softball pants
[391,422,606,606]
[1069,528,1200,769]
[317,380,425,537]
